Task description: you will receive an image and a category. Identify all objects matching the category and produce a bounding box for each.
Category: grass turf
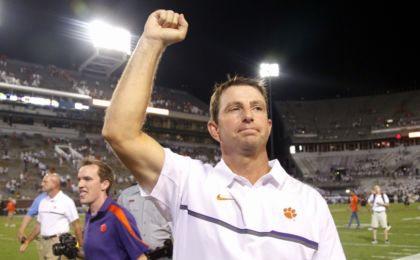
[0,202,419,259]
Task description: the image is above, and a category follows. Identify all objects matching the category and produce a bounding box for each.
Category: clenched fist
[143,10,188,47]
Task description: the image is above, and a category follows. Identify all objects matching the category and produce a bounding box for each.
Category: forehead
[78,164,99,177]
[220,85,265,105]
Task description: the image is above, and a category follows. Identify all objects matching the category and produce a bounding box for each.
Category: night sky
[0,0,418,104]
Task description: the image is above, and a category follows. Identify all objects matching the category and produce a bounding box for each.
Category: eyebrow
[224,100,265,110]
[250,100,266,107]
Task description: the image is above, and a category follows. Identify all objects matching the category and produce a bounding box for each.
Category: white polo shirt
[37,190,79,236]
[149,149,345,260]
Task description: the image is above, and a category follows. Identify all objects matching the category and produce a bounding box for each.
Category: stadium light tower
[259,62,280,160]
[79,20,131,77]
[88,20,131,55]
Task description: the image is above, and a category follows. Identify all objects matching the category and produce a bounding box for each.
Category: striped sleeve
[108,204,149,259]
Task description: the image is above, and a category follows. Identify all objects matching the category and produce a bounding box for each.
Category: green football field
[1,202,419,259]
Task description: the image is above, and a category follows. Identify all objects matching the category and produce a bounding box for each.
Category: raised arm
[102,10,188,191]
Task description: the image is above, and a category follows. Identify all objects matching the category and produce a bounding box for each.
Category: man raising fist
[103,10,344,260]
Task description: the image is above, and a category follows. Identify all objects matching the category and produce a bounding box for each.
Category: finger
[158,10,168,26]
[171,13,180,29]
[178,14,189,34]
[162,10,175,28]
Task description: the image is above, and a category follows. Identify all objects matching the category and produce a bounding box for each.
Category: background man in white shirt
[368,185,390,244]
[20,173,83,259]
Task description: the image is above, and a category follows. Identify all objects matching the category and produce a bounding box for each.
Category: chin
[240,143,259,154]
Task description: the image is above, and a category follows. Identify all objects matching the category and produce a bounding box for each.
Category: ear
[268,118,273,134]
[207,120,221,143]
[101,180,110,192]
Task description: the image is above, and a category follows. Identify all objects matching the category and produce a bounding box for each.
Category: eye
[228,106,240,112]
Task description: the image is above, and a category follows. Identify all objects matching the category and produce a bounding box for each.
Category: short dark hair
[80,158,114,195]
[209,75,268,123]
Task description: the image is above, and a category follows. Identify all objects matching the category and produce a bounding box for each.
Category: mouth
[79,190,87,198]
[238,128,258,134]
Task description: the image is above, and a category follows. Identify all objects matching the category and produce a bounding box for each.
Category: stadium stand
[0,55,219,213]
[279,92,420,203]
[2,54,419,211]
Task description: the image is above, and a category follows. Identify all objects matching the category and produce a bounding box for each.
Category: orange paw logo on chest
[100,223,107,233]
[283,207,297,220]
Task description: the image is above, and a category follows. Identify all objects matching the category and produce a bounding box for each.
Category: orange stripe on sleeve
[108,204,149,247]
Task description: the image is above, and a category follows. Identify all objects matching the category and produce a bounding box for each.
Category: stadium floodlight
[88,20,131,55]
[259,62,280,159]
[259,63,280,78]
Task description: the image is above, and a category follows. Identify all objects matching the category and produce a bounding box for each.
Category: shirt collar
[214,158,288,188]
[97,196,113,213]
[88,196,113,221]
[46,190,63,201]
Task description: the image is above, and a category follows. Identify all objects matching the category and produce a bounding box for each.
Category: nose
[242,108,254,123]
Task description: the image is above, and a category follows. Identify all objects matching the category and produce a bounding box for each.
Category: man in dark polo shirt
[78,158,149,260]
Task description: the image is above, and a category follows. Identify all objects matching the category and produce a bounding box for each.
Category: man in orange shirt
[347,190,360,228]
[5,197,16,227]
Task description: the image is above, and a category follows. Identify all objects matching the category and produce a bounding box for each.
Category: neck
[48,189,60,198]
[89,194,108,216]
[222,151,271,185]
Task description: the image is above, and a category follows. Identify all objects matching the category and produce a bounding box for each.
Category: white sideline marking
[399,233,420,237]
[401,216,420,221]
[402,249,420,252]
[371,256,393,259]
[343,242,420,249]
[0,236,14,241]
[389,252,411,255]
[394,253,420,260]
[330,208,347,212]
[337,223,370,228]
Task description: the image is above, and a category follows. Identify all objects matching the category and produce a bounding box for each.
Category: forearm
[18,215,32,237]
[103,37,165,142]
[72,220,84,247]
[75,228,83,247]
[26,223,40,243]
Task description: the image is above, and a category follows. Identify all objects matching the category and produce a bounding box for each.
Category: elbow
[102,124,123,145]
[101,124,114,141]
[102,121,140,146]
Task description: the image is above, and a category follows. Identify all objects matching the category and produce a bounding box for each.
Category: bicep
[108,132,165,191]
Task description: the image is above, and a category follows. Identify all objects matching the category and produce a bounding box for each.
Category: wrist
[137,36,166,53]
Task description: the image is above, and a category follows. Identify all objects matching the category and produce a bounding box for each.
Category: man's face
[209,85,272,155]
[78,164,106,206]
[41,175,53,192]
